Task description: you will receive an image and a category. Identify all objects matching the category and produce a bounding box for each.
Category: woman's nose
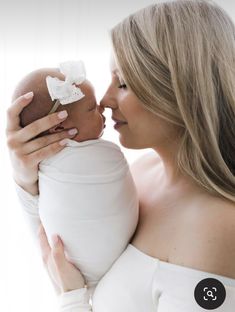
[98,105,104,114]
[100,88,118,110]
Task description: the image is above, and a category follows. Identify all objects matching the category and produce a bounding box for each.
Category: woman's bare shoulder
[174,196,235,279]
[202,198,235,279]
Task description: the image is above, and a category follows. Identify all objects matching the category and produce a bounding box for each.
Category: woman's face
[100,56,179,149]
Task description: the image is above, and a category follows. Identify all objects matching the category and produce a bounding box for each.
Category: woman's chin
[119,135,143,149]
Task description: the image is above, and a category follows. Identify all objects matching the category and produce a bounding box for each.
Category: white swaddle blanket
[38,138,139,292]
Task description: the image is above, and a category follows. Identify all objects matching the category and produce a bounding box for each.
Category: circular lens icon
[194,278,226,310]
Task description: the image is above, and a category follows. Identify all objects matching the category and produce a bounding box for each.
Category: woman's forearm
[14,177,39,195]
[15,182,41,242]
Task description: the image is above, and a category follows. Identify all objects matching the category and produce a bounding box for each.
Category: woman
[6,0,235,311]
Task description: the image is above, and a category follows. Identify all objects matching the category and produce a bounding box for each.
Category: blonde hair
[111,0,235,202]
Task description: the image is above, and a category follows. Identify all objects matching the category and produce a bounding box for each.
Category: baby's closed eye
[88,105,97,111]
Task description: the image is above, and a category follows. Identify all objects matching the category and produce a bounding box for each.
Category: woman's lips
[114,123,126,129]
[112,117,127,129]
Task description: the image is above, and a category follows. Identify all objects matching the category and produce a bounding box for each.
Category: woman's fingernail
[58,110,68,119]
[51,234,59,248]
[24,91,34,99]
[68,128,78,135]
[59,139,68,146]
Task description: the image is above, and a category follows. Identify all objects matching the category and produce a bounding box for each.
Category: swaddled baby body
[13,61,139,295]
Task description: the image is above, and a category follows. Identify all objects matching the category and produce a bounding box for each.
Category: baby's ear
[48,123,65,134]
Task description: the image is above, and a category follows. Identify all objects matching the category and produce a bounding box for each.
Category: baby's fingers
[6,92,34,133]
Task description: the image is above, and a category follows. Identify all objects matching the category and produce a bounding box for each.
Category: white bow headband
[46,61,86,114]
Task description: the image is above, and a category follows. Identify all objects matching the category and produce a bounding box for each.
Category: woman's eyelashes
[116,73,127,89]
[118,78,127,89]
[118,83,127,89]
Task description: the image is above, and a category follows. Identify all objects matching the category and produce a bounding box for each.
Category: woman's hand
[38,224,86,295]
[6,92,77,195]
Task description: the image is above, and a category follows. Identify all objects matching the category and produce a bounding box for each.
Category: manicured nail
[24,91,34,99]
[51,234,59,248]
[58,110,68,119]
[59,139,68,146]
[68,128,78,135]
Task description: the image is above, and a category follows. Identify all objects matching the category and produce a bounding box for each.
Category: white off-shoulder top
[15,170,235,312]
[60,243,235,311]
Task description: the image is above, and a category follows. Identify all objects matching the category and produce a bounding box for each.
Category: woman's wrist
[59,287,91,311]
[60,276,86,293]
[14,177,39,195]
[62,284,87,293]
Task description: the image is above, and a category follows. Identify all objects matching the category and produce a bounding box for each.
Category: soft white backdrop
[0,0,234,311]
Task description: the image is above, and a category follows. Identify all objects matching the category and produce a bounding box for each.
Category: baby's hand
[38,224,86,294]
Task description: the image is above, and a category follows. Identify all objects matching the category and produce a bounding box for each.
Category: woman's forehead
[109,54,118,73]
[109,53,125,82]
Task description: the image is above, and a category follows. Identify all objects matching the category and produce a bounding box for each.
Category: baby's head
[12,62,105,142]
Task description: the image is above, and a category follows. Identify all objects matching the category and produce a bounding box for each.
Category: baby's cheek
[95,115,103,134]
[88,115,99,130]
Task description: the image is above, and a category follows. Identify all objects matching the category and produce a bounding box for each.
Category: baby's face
[58,80,105,142]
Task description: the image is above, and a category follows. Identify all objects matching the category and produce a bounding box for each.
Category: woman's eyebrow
[112,70,123,79]
[111,69,118,75]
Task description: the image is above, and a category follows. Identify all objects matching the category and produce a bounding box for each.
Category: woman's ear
[48,123,65,134]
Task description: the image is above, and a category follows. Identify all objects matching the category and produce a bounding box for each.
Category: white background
[0,1,234,311]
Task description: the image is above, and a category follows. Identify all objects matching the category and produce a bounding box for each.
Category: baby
[13,61,139,295]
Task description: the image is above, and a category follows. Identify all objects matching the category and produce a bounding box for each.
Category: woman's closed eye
[116,72,127,89]
[118,78,127,89]
[118,83,127,89]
